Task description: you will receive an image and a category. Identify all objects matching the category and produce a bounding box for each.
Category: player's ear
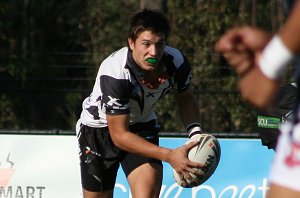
[128,38,134,51]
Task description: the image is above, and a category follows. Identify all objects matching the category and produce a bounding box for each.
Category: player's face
[128,30,166,72]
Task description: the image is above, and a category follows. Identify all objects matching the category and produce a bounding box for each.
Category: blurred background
[0,0,295,134]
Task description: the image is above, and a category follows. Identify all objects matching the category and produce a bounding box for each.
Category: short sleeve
[100,75,132,115]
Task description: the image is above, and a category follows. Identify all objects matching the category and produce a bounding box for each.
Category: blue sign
[114,138,275,198]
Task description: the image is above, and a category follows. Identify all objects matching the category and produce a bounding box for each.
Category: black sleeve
[100,75,132,115]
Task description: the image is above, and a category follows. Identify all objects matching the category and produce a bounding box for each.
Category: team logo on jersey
[0,152,15,188]
[107,96,122,107]
[107,96,128,110]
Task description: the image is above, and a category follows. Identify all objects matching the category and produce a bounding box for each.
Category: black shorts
[77,120,162,192]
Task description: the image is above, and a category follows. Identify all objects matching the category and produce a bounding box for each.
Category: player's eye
[142,42,151,47]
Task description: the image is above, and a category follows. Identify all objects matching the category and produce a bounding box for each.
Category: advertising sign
[0,135,275,198]
[0,135,82,198]
[115,138,275,198]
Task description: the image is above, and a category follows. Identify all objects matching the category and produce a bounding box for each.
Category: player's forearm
[258,1,300,80]
[279,0,300,54]
[177,87,200,128]
[111,130,172,162]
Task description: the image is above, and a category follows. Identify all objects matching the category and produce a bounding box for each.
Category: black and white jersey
[79,46,192,128]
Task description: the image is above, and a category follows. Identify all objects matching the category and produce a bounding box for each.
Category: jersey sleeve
[164,46,192,92]
[100,75,132,115]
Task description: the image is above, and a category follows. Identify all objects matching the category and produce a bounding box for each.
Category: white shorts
[269,121,300,192]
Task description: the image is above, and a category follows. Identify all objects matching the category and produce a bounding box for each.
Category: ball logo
[202,155,214,173]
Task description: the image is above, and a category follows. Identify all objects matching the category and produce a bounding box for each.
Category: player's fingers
[236,59,253,76]
[224,51,254,75]
[185,141,200,151]
[187,160,205,169]
[223,50,251,64]
[193,171,204,179]
[223,52,242,70]
[184,173,199,185]
[176,171,188,186]
[186,167,204,178]
[183,171,192,180]
[215,27,245,52]
[215,35,235,52]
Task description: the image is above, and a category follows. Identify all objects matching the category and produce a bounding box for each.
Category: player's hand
[166,141,204,187]
[215,26,272,53]
[223,49,254,76]
[215,26,272,76]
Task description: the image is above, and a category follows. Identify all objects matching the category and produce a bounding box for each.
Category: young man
[215,0,300,197]
[76,9,204,198]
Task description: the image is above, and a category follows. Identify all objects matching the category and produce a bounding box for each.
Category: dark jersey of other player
[257,83,297,150]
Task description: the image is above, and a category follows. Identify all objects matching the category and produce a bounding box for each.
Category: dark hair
[128,8,170,42]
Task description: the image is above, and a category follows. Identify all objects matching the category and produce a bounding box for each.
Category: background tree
[0,0,290,134]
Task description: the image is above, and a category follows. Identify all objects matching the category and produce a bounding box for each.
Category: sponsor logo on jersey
[257,116,280,129]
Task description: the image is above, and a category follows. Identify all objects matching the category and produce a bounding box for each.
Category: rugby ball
[173,134,221,188]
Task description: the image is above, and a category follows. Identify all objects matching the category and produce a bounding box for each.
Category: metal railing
[0,129,260,139]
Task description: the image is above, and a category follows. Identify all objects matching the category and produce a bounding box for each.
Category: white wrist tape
[186,123,202,138]
[258,35,294,80]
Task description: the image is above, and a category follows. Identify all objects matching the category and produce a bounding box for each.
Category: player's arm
[177,85,199,127]
[100,74,178,163]
[255,0,300,81]
[176,85,203,137]
[176,85,221,186]
[239,1,300,109]
[279,0,300,55]
[106,113,203,182]
[107,113,171,160]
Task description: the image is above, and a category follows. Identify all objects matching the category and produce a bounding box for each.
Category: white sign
[0,135,82,198]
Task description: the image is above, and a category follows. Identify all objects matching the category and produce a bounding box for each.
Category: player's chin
[142,64,156,71]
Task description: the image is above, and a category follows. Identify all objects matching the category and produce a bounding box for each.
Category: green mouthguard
[146,58,158,64]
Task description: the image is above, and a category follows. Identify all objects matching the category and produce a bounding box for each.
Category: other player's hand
[223,49,254,76]
[215,26,272,76]
[215,26,272,53]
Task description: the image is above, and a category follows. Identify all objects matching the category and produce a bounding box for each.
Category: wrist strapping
[186,123,202,138]
[258,35,294,80]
